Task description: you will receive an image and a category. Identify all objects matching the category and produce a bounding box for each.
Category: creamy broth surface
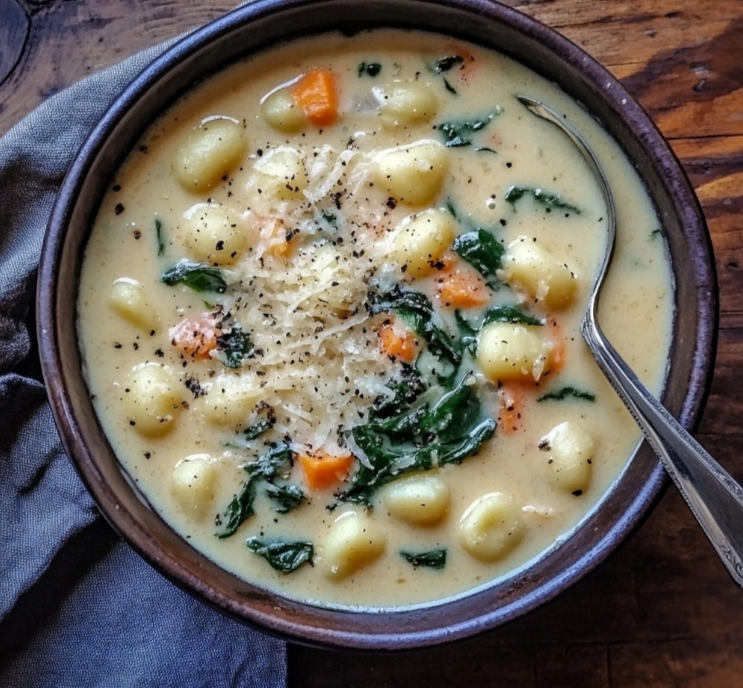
[78,30,673,608]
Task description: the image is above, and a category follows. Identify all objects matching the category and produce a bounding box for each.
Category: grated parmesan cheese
[205,145,401,455]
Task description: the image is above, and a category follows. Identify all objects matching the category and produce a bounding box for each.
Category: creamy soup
[78,30,673,609]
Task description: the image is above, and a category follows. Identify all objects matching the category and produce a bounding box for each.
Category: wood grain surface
[2,0,743,685]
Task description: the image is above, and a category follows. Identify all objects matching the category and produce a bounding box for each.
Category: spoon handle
[582,320,743,588]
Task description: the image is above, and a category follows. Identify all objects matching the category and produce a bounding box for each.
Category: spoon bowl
[519,95,743,588]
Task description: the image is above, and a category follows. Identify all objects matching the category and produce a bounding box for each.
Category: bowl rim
[37,0,718,649]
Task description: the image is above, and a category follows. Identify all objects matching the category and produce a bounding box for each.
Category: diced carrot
[435,255,490,308]
[498,383,524,435]
[169,312,221,360]
[443,45,477,77]
[298,451,354,491]
[292,69,338,126]
[378,319,419,363]
[259,216,290,258]
[265,238,289,258]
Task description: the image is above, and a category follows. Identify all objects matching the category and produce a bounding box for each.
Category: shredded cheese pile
[215,146,399,454]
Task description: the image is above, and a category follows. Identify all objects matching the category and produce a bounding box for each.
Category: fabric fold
[0,27,287,688]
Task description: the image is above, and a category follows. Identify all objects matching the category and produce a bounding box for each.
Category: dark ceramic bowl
[38,0,717,649]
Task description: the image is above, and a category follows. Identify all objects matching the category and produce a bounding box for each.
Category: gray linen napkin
[0,32,287,688]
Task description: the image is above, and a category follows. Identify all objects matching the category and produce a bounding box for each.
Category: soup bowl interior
[38,0,717,649]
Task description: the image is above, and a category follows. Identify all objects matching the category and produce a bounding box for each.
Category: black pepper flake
[114,203,125,215]
[154,349,164,358]
[113,342,122,349]
[112,184,121,192]
[144,452,151,459]
[133,342,139,350]
[139,145,149,154]
[133,230,141,240]
[572,489,583,497]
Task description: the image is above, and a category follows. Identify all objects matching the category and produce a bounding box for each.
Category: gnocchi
[201,374,262,427]
[372,139,448,206]
[502,237,577,310]
[261,87,306,133]
[390,209,456,277]
[539,421,595,494]
[459,492,525,562]
[375,81,438,128]
[109,278,159,331]
[248,146,308,202]
[321,511,387,580]
[121,363,183,437]
[382,474,450,525]
[171,455,217,518]
[476,322,553,382]
[172,117,247,192]
[179,203,248,266]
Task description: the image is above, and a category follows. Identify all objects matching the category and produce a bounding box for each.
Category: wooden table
[3,0,742,685]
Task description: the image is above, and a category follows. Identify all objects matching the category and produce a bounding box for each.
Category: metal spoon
[517,95,743,588]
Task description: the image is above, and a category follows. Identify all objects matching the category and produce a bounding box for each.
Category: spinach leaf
[320,209,339,230]
[250,446,294,480]
[341,436,434,505]
[437,109,500,147]
[434,55,464,73]
[358,62,382,77]
[446,201,504,286]
[243,419,274,441]
[342,374,495,505]
[475,146,497,154]
[650,228,664,239]
[367,287,461,371]
[504,186,580,214]
[453,229,505,279]
[215,446,294,538]
[436,418,496,466]
[443,79,457,95]
[155,218,165,256]
[369,367,427,420]
[400,549,447,569]
[264,483,306,514]
[454,310,479,355]
[216,477,258,539]
[419,374,482,443]
[538,386,596,402]
[225,417,275,450]
[217,324,253,368]
[161,260,227,293]
[246,537,314,573]
[482,306,543,327]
